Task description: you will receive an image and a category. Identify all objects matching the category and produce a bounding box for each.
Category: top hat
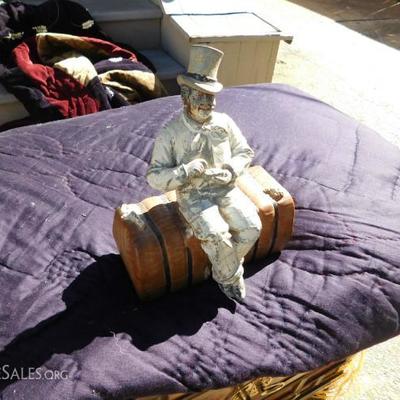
[177,45,224,95]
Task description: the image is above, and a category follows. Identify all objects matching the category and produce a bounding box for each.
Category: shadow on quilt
[0,254,276,389]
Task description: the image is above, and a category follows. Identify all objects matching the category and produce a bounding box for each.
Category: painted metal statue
[147,45,261,301]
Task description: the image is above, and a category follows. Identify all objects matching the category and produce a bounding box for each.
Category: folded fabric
[0,0,155,69]
[1,32,166,123]
[0,0,161,129]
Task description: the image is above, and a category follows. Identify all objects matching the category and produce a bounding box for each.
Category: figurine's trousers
[179,187,262,285]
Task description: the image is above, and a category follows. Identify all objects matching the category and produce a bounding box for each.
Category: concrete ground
[289,0,400,50]
[251,1,400,399]
[254,0,400,147]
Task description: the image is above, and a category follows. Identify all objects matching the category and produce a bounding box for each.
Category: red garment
[13,35,137,118]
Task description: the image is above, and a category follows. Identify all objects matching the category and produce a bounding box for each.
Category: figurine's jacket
[146,111,254,200]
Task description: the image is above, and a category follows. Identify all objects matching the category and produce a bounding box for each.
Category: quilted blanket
[0,84,399,399]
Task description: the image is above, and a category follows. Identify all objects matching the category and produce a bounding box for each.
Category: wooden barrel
[113,166,295,301]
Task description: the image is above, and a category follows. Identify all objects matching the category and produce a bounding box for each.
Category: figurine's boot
[218,274,246,302]
[199,232,246,301]
[183,203,252,301]
[217,228,259,302]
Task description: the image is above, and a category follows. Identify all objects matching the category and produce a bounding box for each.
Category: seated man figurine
[146,45,261,301]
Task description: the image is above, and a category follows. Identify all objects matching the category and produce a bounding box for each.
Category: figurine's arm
[224,116,254,178]
[146,133,187,192]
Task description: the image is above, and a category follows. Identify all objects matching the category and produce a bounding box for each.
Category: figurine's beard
[187,104,213,123]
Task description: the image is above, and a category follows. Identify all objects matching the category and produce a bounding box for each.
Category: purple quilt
[0,84,399,399]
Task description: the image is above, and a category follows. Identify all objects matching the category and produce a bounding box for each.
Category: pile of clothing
[0,0,166,129]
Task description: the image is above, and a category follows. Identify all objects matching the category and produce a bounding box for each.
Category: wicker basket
[137,352,364,400]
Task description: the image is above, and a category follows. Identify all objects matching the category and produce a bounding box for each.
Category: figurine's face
[186,88,216,124]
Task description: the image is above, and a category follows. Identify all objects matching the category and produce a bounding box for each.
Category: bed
[0,84,399,399]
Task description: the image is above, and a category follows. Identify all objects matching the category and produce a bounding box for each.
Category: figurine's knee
[189,211,230,243]
[241,224,262,243]
[236,216,262,244]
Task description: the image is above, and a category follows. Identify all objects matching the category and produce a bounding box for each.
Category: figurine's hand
[204,168,233,185]
[184,159,208,179]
